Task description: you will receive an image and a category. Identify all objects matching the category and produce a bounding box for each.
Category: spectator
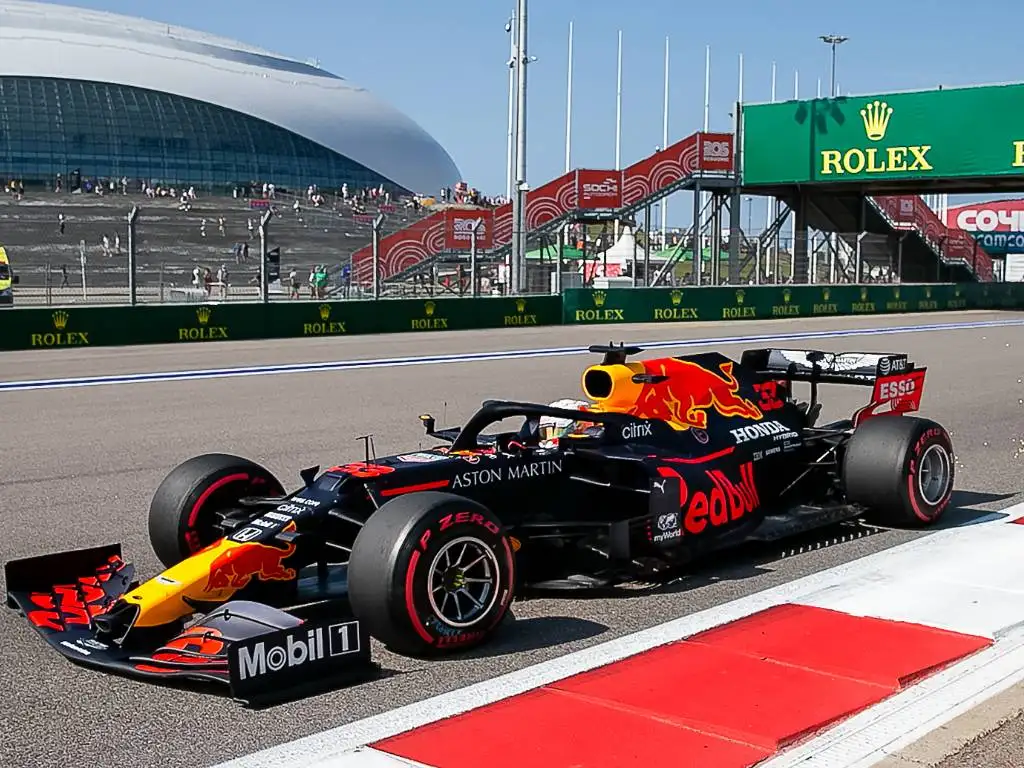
[216,264,229,297]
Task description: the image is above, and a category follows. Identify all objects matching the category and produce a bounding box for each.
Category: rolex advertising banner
[1,287,1022,352]
[742,82,1024,186]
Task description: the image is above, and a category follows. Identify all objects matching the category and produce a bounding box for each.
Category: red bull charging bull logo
[205,540,296,591]
[630,358,763,429]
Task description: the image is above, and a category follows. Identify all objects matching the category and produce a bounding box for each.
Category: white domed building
[0,0,460,194]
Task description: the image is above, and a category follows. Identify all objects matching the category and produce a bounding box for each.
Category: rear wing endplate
[740,348,915,386]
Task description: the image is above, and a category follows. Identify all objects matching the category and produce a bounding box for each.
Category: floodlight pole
[819,34,848,97]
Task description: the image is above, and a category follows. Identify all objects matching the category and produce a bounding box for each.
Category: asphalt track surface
[1,310,1023,768]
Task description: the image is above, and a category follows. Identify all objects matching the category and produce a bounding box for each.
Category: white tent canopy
[585,226,671,275]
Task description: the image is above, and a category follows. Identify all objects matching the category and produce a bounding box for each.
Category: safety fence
[1,283,1022,352]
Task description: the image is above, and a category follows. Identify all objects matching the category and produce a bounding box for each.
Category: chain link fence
[1,190,961,307]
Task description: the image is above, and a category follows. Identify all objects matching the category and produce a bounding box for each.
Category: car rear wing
[739,348,917,386]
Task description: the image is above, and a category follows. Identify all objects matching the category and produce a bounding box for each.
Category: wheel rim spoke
[425,534,502,630]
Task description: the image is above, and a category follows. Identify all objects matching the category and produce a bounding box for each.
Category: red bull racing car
[5,344,955,703]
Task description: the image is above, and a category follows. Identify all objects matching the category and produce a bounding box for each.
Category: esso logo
[703,140,730,159]
[879,378,916,400]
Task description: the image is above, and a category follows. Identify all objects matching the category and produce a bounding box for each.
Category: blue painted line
[2,317,1022,393]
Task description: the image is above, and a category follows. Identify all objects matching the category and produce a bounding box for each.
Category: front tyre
[842,416,954,527]
[148,453,284,568]
[347,492,516,657]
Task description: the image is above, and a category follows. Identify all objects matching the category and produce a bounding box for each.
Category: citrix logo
[622,422,653,440]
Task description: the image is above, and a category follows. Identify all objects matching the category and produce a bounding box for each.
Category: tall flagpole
[614,29,623,240]
[661,36,669,250]
[505,9,516,201]
[791,69,799,282]
[510,0,529,292]
[700,45,711,250]
[615,30,623,170]
[736,52,744,248]
[765,60,778,270]
[703,45,711,130]
[564,21,573,173]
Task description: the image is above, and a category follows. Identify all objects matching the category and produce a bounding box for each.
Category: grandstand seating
[0,186,431,288]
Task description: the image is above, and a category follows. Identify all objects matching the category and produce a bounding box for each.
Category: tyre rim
[918,444,951,506]
[426,536,500,629]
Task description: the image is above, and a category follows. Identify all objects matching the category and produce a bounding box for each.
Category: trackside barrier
[0,285,1021,352]
[0,296,561,352]
[560,283,1024,324]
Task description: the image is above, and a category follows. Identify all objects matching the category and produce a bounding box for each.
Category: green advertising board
[561,283,1011,326]
[1,286,1021,353]
[743,82,1024,186]
[0,295,564,352]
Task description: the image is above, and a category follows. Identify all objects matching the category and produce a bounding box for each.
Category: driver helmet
[539,399,597,444]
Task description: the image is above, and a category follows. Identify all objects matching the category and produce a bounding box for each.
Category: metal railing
[1,193,989,308]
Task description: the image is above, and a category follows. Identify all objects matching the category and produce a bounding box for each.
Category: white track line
[212,501,1024,768]
[4,316,1023,392]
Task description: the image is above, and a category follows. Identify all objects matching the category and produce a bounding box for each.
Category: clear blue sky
[43,0,1024,223]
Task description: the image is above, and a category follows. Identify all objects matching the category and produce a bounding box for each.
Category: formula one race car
[5,344,955,703]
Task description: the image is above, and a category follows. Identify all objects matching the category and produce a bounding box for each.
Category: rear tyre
[842,416,954,527]
[148,453,284,568]
[347,492,516,657]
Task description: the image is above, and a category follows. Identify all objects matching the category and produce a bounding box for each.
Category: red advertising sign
[444,209,493,251]
[576,170,623,210]
[697,132,734,171]
[945,198,1024,232]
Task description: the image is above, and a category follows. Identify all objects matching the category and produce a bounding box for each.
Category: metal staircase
[350,131,737,286]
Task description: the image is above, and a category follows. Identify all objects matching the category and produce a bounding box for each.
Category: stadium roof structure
[0,0,461,193]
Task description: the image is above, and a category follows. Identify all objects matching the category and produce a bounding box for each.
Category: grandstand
[0,183,433,298]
